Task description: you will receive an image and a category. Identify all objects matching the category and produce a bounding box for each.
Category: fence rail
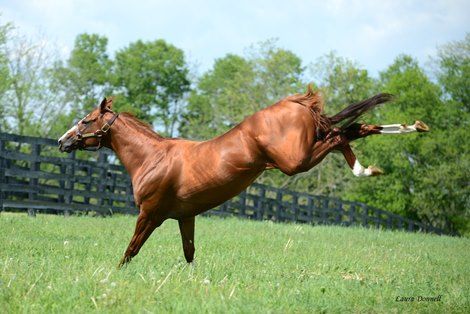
[0,132,448,235]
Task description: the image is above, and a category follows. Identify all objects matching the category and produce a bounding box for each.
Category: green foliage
[345,55,469,234]
[51,33,112,115]
[0,20,12,132]
[435,33,470,110]
[0,29,61,136]
[181,54,257,139]
[113,39,190,136]
[311,52,377,114]
[180,40,305,140]
[1,214,468,312]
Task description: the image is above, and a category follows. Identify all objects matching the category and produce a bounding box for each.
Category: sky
[0,0,469,76]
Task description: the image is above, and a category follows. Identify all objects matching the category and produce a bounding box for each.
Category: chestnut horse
[58,86,428,267]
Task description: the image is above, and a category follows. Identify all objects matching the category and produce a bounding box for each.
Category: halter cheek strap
[76,112,119,151]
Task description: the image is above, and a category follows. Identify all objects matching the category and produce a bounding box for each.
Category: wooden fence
[0,132,448,235]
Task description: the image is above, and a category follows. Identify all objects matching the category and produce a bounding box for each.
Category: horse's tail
[328,93,394,128]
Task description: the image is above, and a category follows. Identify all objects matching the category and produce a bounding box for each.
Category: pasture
[0,213,468,313]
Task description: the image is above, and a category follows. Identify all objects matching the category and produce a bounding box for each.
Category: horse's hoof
[368,166,384,176]
[414,121,429,132]
[117,256,131,269]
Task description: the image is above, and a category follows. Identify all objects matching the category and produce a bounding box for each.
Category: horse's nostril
[58,139,62,145]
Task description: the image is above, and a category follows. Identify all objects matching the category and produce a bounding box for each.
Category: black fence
[0,132,448,235]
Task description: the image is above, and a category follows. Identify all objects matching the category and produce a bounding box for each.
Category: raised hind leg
[343,121,429,140]
[340,120,429,176]
[118,210,164,268]
[178,216,195,263]
[379,121,429,134]
[340,144,383,177]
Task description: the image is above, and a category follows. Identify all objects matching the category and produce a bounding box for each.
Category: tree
[434,33,469,110]
[0,30,60,137]
[0,20,12,132]
[180,40,305,140]
[345,55,469,234]
[310,52,376,115]
[51,33,112,116]
[180,54,257,139]
[113,39,190,136]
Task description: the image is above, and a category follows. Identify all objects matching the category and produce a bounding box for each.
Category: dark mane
[286,84,330,133]
[120,112,164,140]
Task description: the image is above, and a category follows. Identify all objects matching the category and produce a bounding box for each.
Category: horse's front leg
[118,209,164,268]
[178,216,195,263]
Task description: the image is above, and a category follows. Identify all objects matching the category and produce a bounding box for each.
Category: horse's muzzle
[58,138,76,153]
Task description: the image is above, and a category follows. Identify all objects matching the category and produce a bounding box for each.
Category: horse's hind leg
[178,216,195,263]
[340,120,429,177]
[341,144,383,177]
[118,210,164,268]
[379,121,429,134]
[344,121,429,141]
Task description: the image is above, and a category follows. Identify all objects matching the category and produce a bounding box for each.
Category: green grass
[0,213,468,313]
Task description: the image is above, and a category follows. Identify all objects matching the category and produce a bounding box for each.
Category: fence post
[335,201,342,224]
[59,164,66,205]
[27,143,41,217]
[97,152,107,215]
[239,190,246,217]
[126,181,133,211]
[292,193,298,222]
[0,137,4,213]
[84,165,92,206]
[276,190,283,222]
[387,214,393,229]
[321,198,329,224]
[397,217,404,231]
[361,204,369,227]
[64,151,76,216]
[348,203,357,226]
[255,186,265,220]
[108,172,117,214]
[306,197,313,223]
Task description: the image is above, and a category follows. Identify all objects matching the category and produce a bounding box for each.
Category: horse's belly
[175,170,262,212]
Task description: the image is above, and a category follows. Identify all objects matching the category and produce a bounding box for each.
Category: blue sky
[1,0,468,76]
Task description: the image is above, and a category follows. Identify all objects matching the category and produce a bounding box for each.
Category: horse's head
[58,97,119,153]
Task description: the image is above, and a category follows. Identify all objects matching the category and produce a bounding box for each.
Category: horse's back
[245,100,319,175]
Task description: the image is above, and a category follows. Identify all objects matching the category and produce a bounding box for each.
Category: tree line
[0,19,468,235]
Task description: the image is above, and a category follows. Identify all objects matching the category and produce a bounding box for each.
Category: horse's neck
[107,117,164,180]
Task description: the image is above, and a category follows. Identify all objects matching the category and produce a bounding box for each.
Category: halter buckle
[101,123,110,133]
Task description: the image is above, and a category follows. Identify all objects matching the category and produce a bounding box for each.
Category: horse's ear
[99,97,113,113]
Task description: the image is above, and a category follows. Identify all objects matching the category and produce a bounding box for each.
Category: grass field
[0,213,468,313]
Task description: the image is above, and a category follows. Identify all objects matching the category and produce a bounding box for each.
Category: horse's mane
[286,84,330,132]
[120,112,164,140]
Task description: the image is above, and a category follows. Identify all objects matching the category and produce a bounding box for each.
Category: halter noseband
[76,110,119,151]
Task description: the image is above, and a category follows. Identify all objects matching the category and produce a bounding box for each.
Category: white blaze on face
[58,114,90,143]
[58,125,78,143]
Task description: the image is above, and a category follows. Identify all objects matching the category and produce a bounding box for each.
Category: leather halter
[76,110,119,151]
